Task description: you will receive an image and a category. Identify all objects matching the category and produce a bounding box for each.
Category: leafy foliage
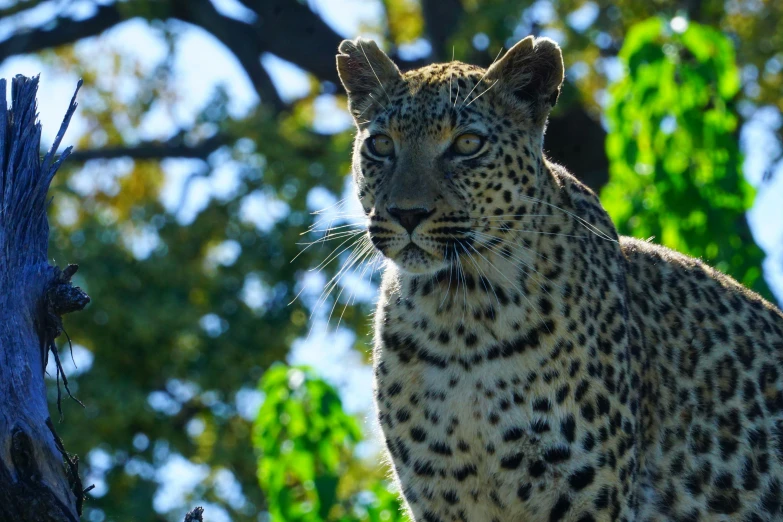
[44,44,369,519]
[602,18,771,298]
[47,113,369,520]
[254,365,405,522]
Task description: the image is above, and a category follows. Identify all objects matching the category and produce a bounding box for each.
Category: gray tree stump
[0,75,89,521]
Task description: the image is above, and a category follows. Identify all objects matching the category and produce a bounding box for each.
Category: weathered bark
[183,507,205,521]
[0,75,88,521]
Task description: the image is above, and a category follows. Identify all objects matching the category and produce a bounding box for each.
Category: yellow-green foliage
[602,18,771,298]
[254,365,405,522]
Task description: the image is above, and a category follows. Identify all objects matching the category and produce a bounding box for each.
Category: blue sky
[2,0,783,518]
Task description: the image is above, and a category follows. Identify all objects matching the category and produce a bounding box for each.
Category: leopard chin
[390,243,447,275]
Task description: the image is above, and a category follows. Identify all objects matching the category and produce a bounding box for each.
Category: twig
[46,418,93,516]
[184,506,205,522]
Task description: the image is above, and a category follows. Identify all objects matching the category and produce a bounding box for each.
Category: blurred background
[1,0,782,520]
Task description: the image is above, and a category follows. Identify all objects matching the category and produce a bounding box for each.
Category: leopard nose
[387,206,434,234]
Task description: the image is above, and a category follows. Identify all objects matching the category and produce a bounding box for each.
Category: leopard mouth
[400,243,423,255]
[385,240,441,274]
[368,220,475,273]
[383,235,475,275]
[398,241,435,262]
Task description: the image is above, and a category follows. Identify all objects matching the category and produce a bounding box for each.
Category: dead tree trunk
[0,75,89,521]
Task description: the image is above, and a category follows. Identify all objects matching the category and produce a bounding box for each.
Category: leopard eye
[368,134,395,157]
[452,133,484,156]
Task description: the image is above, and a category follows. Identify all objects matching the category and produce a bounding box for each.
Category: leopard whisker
[288,276,311,307]
[469,213,558,219]
[438,249,455,312]
[459,238,502,309]
[309,211,367,223]
[302,222,367,237]
[479,226,589,241]
[312,235,373,326]
[464,79,498,108]
[292,231,369,321]
[298,228,364,245]
[358,40,392,105]
[310,232,367,273]
[329,239,376,330]
[306,199,366,233]
[368,92,388,112]
[354,98,376,122]
[469,228,556,265]
[471,231,565,295]
[306,215,367,237]
[291,229,365,264]
[311,197,348,215]
[344,247,383,313]
[454,243,468,320]
[459,47,503,110]
[448,46,455,106]
[327,247,369,327]
[516,194,618,243]
[465,239,552,335]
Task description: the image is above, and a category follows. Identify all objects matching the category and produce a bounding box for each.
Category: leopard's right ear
[337,38,401,120]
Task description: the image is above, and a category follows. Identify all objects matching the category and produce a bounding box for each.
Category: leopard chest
[374,327,592,519]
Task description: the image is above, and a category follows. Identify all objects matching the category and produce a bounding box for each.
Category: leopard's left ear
[337,38,402,120]
[487,36,564,123]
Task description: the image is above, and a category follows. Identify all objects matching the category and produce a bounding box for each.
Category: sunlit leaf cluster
[254,365,405,522]
[602,18,771,298]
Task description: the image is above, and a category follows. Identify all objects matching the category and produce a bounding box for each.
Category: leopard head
[337,37,564,275]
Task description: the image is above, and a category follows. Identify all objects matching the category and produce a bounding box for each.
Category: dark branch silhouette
[421,0,464,61]
[67,133,230,162]
[0,3,124,60]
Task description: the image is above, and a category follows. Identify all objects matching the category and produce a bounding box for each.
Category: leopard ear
[487,36,564,123]
[336,38,401,119]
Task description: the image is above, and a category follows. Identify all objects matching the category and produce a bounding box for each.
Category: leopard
[335,35,783,522]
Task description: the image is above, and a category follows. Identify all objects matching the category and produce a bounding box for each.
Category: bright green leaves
[254,365,360,521]
[253,365,406,522]
[341,480,408,522]
[603,17,772,298]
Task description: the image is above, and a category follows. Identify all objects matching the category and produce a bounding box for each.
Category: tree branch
[0,3,123,62]
[235,0,432,79]
[170,0,285,110]
[234,0,345,84]
[183,506,205,522]
[0,0,286,110]
[0,0,50,20]
[0,0,431,107]
[66,134,230,162]
[421,0,464,61]
[544,106,608,192]
[0,1,612,192]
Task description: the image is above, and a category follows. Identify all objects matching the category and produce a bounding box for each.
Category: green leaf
[602,17,773,300]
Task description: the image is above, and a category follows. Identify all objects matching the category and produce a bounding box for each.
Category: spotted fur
[336,36,783,522]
